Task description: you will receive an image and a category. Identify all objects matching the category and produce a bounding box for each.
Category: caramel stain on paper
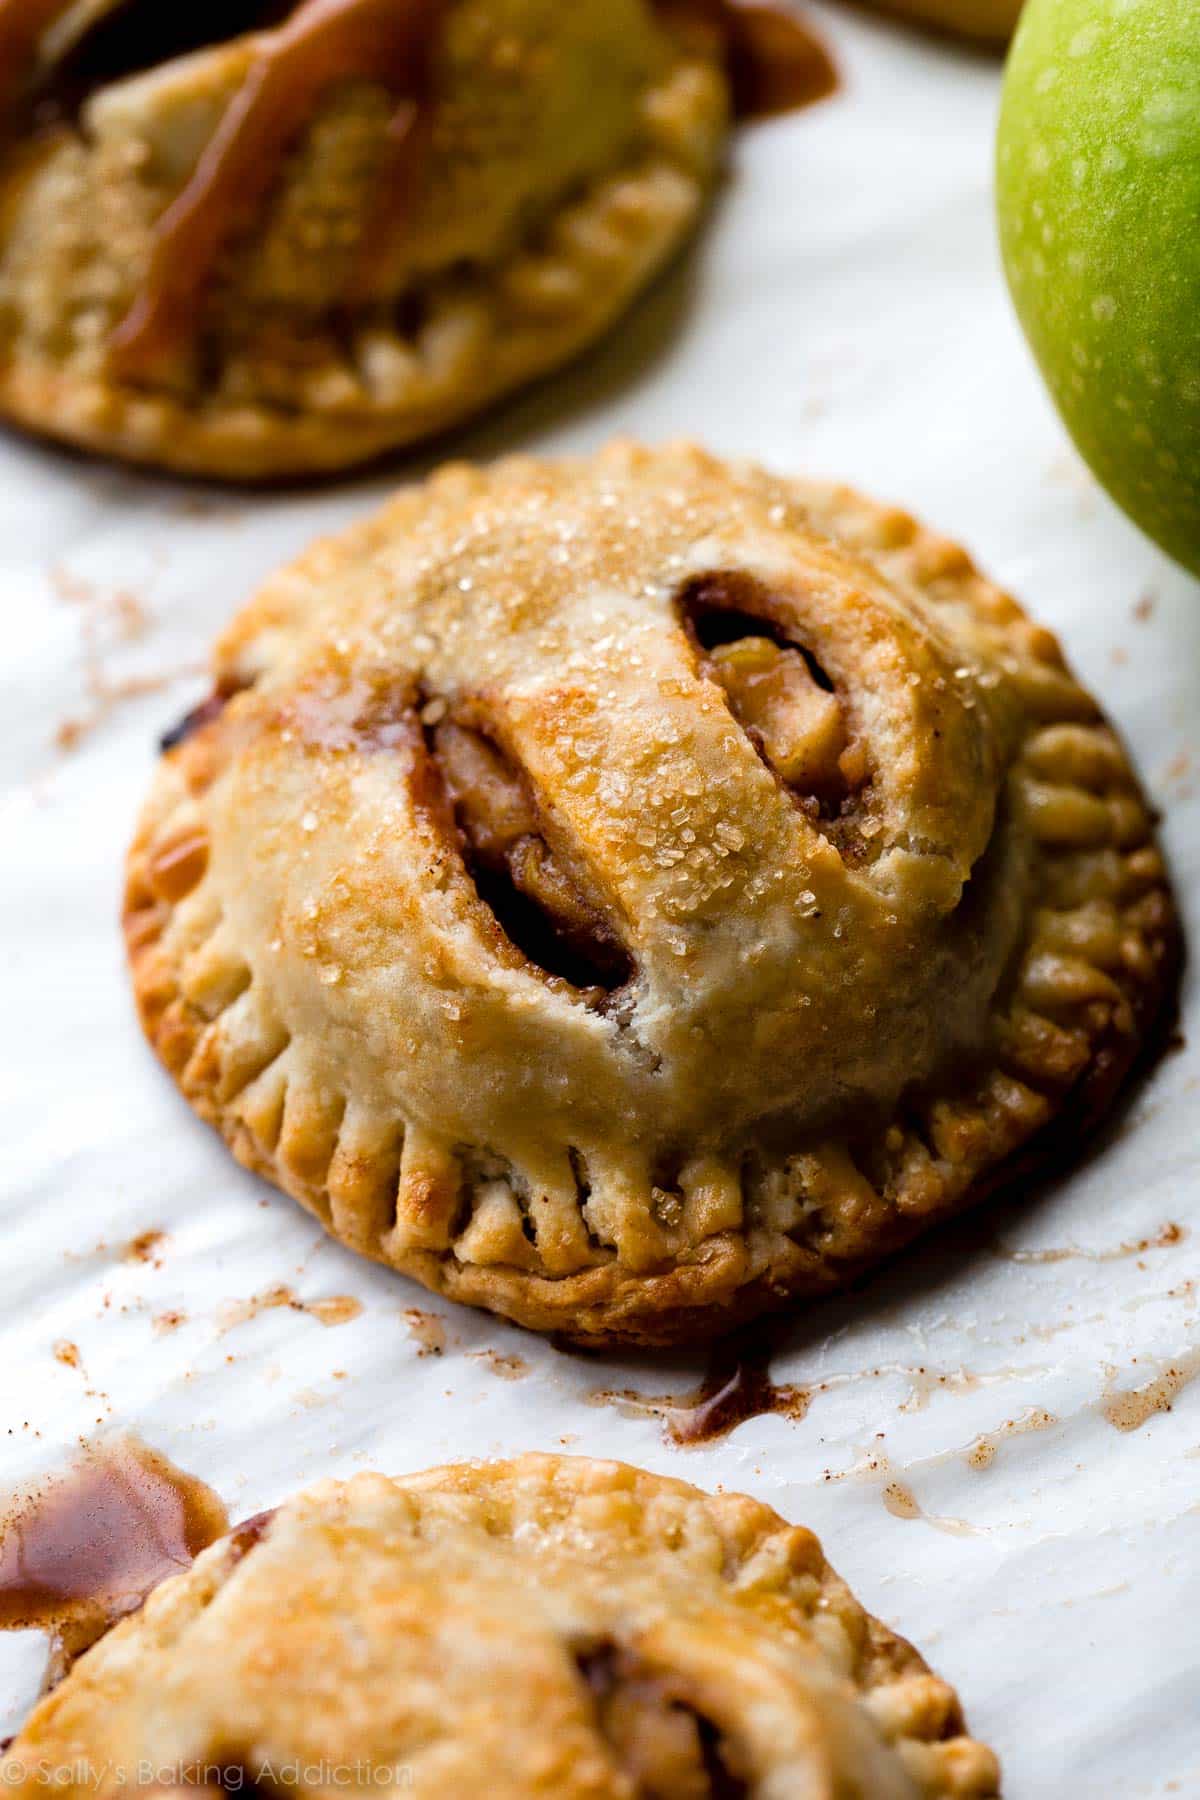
[590,1323,810,1447]
[0,1436,228,1689]
[900,1366,988,1413]
[716,1,839,121]
[994,1222,1185,1265]
[965,1407,1057,1471]
[403,1309,447,1357]
[1102,1350,1200,1433]
[834,1447,984,1538]
[471,1350,529,1381]
[305,1294,362,1327]
[882,1480,923,1521]
[218,1285,362,1332]
[591,1339,1046,1447]
[124,1229,167,1267]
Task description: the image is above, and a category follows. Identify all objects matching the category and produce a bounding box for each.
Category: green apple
[997,0,1200,576]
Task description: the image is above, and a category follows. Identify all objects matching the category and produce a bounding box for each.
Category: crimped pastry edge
[5,1453,1002,1797]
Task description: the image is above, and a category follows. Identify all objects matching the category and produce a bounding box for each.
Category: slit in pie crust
[123,443,1179,1346]
[0,0,728,478]
[2,1454,1001,1798]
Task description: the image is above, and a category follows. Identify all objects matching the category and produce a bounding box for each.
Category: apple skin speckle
[997,0,1200,577]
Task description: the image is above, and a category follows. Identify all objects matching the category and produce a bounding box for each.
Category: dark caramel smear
[0,1436,228,1686]
[724,0,837,119]
[593,1320,808,1446]
[108,0,448,377]
[658,0,838,121]
[429,707,633,998]
[670,1324,810,1445]
[578,1642,748,1798]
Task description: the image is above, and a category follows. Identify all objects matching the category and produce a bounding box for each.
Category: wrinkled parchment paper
[2,7,1198,1792]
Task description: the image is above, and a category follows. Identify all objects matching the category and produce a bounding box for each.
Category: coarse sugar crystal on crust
[3,1454,1002,1798]
[124,442,1179,1345]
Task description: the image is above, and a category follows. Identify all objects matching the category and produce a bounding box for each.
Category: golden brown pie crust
[123,443,1178,1345]
[3,1455,1001,1797]
[0,1,726,479]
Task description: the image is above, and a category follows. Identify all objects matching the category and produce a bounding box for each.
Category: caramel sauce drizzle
[109,0,447,377]
[658,0,838,121]
[8,0,832,373]
[669,1328,810,1444]
[723,1,838,120]
[590,1320,809,1446]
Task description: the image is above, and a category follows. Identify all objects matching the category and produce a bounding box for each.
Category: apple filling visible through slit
[577,1643,748,1799]
[681,574,872,857]
[708,634,849,802]
[431,716,632,998]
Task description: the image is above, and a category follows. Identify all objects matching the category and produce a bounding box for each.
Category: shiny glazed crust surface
[0,1,726,478]
[4,1454,1001,1798]
[124,443,1178,1344]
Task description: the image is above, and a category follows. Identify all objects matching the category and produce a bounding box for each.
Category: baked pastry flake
[3,1454,1001,1797]
[124,444,1178,1344]
[0,0,727,477]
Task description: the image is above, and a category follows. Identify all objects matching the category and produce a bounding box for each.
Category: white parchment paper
[2,7,1198,1792]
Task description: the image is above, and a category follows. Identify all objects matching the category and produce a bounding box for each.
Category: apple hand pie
[0,0,728,478]
[125,444,1177,1345]
[3,1454,1001,1798]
